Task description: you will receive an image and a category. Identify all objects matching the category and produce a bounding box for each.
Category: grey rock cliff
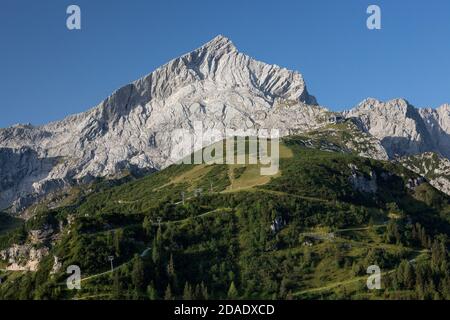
[0,35,327,212]
[344,98,450,159]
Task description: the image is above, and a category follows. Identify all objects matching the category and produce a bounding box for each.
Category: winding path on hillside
[293,250,428,297]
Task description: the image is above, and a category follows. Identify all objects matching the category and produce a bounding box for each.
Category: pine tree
[279,278,287,299]
[403,261,415,289]
[143,216,152,236]
[431,237,447,273]
[152,226,162,265]
[194,284,202,299]
[183,282,193,300]
[112,271,121,299]
[431,240,441,270]
[423,280,435,299]
[107,230,113,247]
[200,282,209,300]
[167,254,175,276]
[433,291,441,300]
[152,237,159,265]
[227,281,238,299]
[167,253,178,291]
[164,284,174,300]
[114,229,123,257]
[368,216,375,229]
[303,246,311,265]
[132,255,145,294]
[385,220,401,244]
[147,281,158,300]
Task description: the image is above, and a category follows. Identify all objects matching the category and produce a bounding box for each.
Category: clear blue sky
[1,0,450,128]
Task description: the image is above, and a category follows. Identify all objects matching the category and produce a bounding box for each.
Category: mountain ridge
[1,35,450,212]
[0,35,326,212]
[345,98,450,158]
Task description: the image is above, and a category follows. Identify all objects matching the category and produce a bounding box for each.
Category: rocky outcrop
[50,255,62,275]
[405,177,426,190]
[270,216,286,233]
[29,225,55,244]
[348,166,378,194]
[0,222,57,271]
[399,152,450,195]
[0,147,66,211]
[0,244,49,271]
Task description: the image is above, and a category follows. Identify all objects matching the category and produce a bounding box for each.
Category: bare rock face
[0,146,66,211]
[348,164,378,194]
[0,244,49,271]
[399,152,450,196]
[344,98,450,159]
[418,104,450,158]
[50,255,62,275]
[0,35,328,212]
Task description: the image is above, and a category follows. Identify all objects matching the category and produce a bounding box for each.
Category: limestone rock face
[0,244,49,271]
[0,35,327,212]
[344,100,450,196]
[344,98,450,159]
[418,104,450,158]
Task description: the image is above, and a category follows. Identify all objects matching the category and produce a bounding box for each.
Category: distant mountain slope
[344,98,450,159]
[291,118,389,160]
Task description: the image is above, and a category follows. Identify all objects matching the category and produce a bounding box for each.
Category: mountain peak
[354,98,411,112]
[438,103,450,112]
[0,36,327,211]
[199,34,237,54]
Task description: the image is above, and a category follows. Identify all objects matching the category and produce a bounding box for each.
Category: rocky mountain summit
[345,98,450,159]
[1,35,450,213]
[0,35,327,212]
